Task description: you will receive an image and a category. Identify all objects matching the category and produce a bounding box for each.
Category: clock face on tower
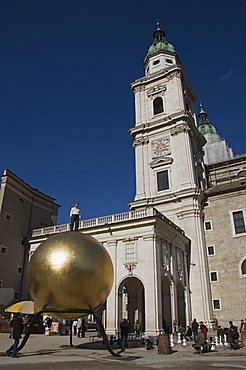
[151,138,170,158]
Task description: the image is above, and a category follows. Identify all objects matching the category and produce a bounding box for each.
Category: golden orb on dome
[27,232,113,319]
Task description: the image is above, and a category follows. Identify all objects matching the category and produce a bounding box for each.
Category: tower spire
[198,102,209,125]
[144,22,176,75]
[153,21,166,43]
[198,103,217,135]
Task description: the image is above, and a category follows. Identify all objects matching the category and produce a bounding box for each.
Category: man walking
[120,318,130,349]
[191,318,199,340]
[6,314,23,358]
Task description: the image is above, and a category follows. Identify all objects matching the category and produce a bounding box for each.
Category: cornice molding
[131,66,182,91]
[133,85,146,93]
[146,84,166,99]
[133,136,149,147]
[150,157,174,169]
[170,123,190,136]
[166,70,182,81]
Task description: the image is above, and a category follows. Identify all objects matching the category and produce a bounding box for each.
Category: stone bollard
[157,333,171,354]
[182,338,187,346]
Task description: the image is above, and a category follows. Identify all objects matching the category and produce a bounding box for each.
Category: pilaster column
[134,136,149,200]
[170,250,178,331]
[171,122,196,189]
[143,235,161,335]
[183,250,192,326]
[105,240,118,335]
[178,208,212,321]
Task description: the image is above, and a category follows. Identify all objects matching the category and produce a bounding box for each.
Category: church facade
[27,23,246,332]
[128,23,212,322]
[28,24,211,333]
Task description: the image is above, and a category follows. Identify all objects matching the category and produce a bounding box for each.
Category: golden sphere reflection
[27,232,114,319]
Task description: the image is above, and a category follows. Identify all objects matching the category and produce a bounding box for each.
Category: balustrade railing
[32,208,151,237]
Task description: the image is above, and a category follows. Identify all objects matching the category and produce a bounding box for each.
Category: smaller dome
[199,124,217,135]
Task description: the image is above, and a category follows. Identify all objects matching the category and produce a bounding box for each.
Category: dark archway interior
[118,277,145,332]
[161,277,172,333]
[177,283,186,328]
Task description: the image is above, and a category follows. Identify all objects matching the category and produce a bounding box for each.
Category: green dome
[198,103,217,135]
[199,124,217,135]
[144,22,176,63]
[147,40,175,56]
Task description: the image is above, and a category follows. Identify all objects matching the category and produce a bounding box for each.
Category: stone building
[196,103,246,327]
[17,23,246,332]
[128,22,212,322]
[28,23,213,334]
[0,169,60,310]
[30,208,191,336]
[204,154,246,327]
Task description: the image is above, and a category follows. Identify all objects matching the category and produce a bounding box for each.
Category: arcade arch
[117,277,145,332]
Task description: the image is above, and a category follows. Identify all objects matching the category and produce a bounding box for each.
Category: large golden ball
[27,232,113,319]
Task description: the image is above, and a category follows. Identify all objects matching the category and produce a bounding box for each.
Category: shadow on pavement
[18,350,59,357]
[103,355,142,361]
[75,340,145,351]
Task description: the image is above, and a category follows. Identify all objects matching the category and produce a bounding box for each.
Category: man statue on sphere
[70,201,80,231]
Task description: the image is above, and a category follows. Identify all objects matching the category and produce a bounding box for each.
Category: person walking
[120,318,130,349]
[77,318,82,338]
[81,318,87,338]
[9,314,14,338]
[191,318,199,339]
[72,320,78,336]
[6,314,23,358]
[228,321,240,350]
[199,321,208,340]
[134,319,141,338]
[240,319,246,332]
[70,201,80,231]
[184,326,193,340]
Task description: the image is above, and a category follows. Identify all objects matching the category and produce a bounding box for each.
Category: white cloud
[219,68,234,82]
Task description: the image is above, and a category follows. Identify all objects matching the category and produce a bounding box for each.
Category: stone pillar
[170,250,178,332]
[134,141,146,200]
[105,241,118,335]
[183,250,192,327]
[143,235,162,336]
[178,209,212,322]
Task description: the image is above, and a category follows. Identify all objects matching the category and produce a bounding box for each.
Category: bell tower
[129,23,212,322]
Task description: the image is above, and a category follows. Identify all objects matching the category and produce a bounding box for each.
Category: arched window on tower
[241,259,246,275]
[153,97,164,115]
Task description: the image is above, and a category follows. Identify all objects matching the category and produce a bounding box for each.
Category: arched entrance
[161,277,172,333]
[118,277,145,332]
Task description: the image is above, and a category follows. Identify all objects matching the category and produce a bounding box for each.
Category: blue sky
[0,0,245,224]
